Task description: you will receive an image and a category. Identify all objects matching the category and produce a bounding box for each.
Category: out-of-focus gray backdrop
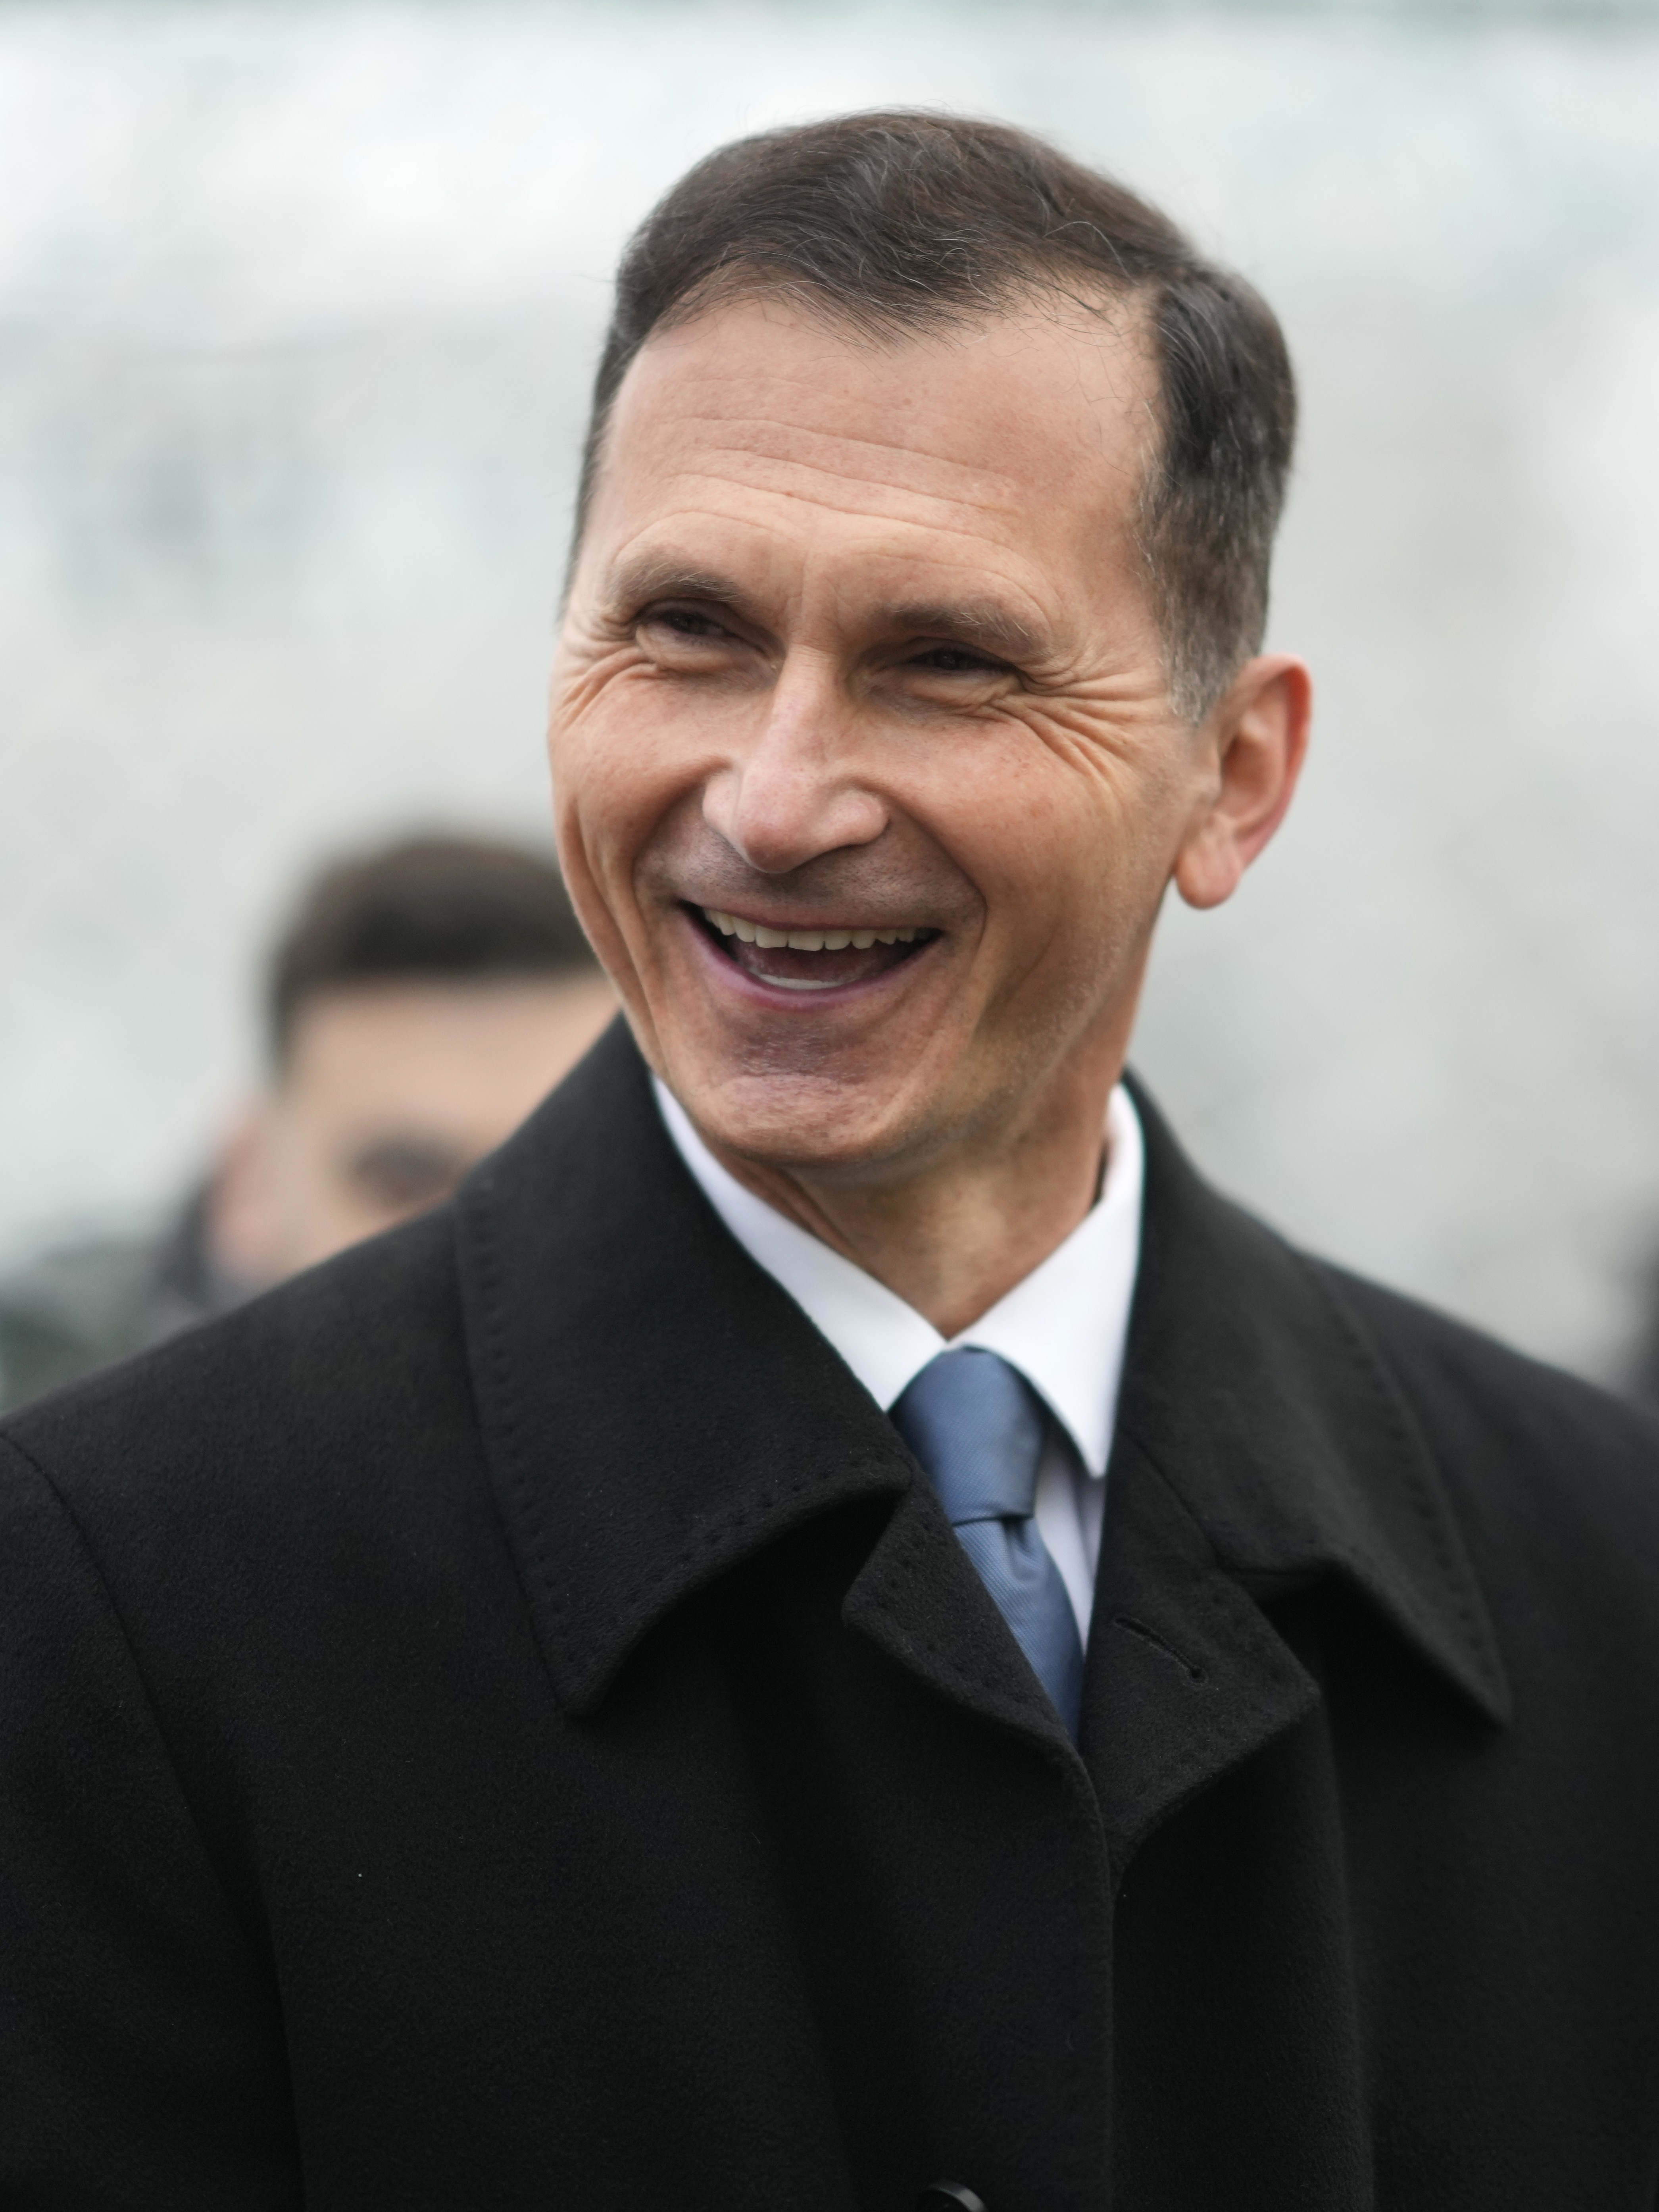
[4,0,1658,1378]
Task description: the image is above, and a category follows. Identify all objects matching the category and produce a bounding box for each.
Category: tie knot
[891,1348,1047,1525]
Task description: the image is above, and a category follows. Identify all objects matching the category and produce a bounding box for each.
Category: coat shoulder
[1324,1258,1659,1469]
[0,1204,473,1535]
[1317,1259,1659,1615]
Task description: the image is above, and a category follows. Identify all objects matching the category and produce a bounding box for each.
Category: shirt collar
[652,1077,1144,1479]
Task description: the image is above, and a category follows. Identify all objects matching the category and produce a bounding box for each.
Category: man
[4,113,1657,2209]
[0,833,613,1411]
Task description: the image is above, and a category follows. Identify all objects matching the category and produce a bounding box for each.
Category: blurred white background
[3,0,1658,1378]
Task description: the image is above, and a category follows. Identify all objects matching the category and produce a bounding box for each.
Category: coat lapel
[842,1477,1078,1754]
[453,1021,1061,1742]
[1084,1080,1510,1868]
[1083,1427,1322,1870]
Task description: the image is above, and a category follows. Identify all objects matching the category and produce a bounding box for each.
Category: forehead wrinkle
[642,397,1031,508]
[692,406,1021,486]
[655,454,1030,549]
[648,326,1143,475]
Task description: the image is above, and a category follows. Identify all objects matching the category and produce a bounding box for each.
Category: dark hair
[575,110,1295,721]
[269,834,597,1068]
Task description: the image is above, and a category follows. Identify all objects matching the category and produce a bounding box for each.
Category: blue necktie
[892,1348,1085,1737]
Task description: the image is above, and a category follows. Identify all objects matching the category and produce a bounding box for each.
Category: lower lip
[680,910,936,1010]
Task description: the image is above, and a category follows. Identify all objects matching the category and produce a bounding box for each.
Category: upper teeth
[702,909,919,951]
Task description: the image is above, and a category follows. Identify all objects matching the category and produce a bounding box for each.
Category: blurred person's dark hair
[0,832,611,1415]
[270,834,598,1071]
[574,109,1296,722]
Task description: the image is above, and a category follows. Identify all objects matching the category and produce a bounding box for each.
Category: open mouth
[692,905,939,993]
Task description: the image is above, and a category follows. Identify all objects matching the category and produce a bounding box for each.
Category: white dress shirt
[654,1079,1145,1643]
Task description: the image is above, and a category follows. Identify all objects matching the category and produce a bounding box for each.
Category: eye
[901,642,1013,679]
[344,1137,468,1213]
[641,603,731,642]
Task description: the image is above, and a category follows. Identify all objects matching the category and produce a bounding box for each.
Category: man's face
[213,973,616,1281]
[551,297,1228,1185]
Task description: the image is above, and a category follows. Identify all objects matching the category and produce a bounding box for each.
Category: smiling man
[4,114,1659,2212]
[552,287,1301,1349]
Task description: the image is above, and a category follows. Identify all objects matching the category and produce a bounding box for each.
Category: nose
[700,650,887,875]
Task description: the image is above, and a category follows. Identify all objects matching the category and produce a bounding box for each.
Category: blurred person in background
[0,833,612,1411]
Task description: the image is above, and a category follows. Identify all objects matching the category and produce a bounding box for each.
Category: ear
[1172,654,1312,911]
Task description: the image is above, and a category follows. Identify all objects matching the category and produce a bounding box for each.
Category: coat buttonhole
[1112,1612,1207,1682]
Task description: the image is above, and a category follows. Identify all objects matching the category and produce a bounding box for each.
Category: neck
[699,1055,1121,1339]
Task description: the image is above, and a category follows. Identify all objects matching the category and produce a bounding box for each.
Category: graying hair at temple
[572,109,1297,723]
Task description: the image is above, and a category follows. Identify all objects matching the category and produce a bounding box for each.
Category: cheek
[556,681,688,879]
[552,692,716,1002]
[917,736,1117,918]
[1007,711,1197,889]
[919,730,1184,1004]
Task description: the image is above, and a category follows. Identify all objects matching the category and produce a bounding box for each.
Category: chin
[674,1057,942,1180]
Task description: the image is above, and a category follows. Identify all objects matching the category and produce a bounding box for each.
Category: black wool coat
[4,1023,1659,2210]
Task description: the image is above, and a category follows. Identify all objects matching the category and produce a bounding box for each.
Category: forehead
[588,295,1157,598]
[286,981,581,1089]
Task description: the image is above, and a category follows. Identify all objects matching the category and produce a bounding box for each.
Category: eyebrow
[880,600,1048,665]
[604,558,1051,667]
[604,557,761,625]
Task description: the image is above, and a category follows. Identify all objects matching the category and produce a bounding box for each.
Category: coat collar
[1115,1072,1508,1727]
[1078,1076,1510,1865]
[455,1025,1508,1794]
[453,1020,916,1717]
